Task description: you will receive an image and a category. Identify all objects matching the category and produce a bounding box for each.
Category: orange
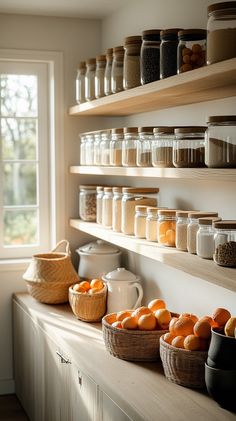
[138,313,156,331]
[180,313,198,324]
[116,310,133,322]
[224,317,236,337]
[212,307,231,327]
[184,334,201,351]
[133,306,152,321]
[199,316,218,328]
[78,281,91,292]
[173,317,195,336]
[90,278,104,290]
[155,309,171,330]
[171,336,185,349]
[163,332,175,344]
[122,316,138,330]
[89,287,102,294]
[148,298,166,312]
[112,321,123,329]
[193,320,211,339]
[169,317,179,334]
[106,314,117,325]
[73,284,87,293]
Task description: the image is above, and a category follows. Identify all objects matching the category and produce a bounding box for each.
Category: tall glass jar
[100,130,111,166]
[157,210,177,247]
[122,127,138,167]
[93,131,102,166]
[80,133,86,166]
[160,29,180,79]
[95,55,106,99]
[137,127,154,167]
[146,207,159,242]
[76,61,86,104]
[112,187,123,232]
[85,132,95,166]
[111,46,124,94]
[85,58,96,101]
[79,185,97,222]
[110,128,123,166]
[205,115,236,168]
[207,2,236,64]
[141,29,161,84]
[176,211,190,251]
[104,48,113,96]
[96,186,104,225]
[196,217,221,259]
[187,211,218,254]
[173,127,206,168]
[123,36,142,90]
[152,127,175,167]
[213,220,236,267]
[134,206,148,238]
[102,187,113,229]
[177,29,206,73]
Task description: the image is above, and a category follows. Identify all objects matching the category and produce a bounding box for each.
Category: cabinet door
[100,391,133,421]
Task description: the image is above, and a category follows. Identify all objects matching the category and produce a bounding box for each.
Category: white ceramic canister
[102,267,143,314]
[76,240,121,279]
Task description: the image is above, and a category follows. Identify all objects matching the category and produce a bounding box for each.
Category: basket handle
[51,240,71,255]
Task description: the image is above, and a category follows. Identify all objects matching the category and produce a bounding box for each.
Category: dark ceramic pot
[208,327,236,370]
[205,363,236,412]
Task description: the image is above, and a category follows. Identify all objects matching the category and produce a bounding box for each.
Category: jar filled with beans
[160,29,180,79]
[177,29,206,73]
[141,29,161,84]
[79,185,97,221]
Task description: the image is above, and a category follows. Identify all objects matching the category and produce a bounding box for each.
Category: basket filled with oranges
[102,299,178,362]
[69,278,107,322]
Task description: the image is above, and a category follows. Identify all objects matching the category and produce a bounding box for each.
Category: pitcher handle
[51,240,70,255]
[131,282,143,309]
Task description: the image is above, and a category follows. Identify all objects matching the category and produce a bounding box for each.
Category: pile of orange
[73,278,105,295]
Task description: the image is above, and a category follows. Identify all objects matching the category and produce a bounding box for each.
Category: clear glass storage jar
[102,187,113,229]
[176,211,190,251]
[110,128,123,166]
[122,127,138,167]
[134,206,148,238]
[187,211,218,254]
[160,29,180,79]
[96,186,104,225]
[76,61,86,104]
[152,127,175,168]
[112,187,123,232]
[213,220,236,267]
[80,133,86,166]
[146,207,166,242]
[196,217,221,259]
[100,129,111,166]
[85,132,95,166]
[207,2,236,64]
[140,29,161,85]
[177,29,206,73]
[79,185,97,222]
[85,58,96,101]
[111,46,124,94]
[205,115,236,168]
[123,36,142,90]
[173,127,206,168]
[104,48,113,96]
[157,210,177,247]
[93,131,102,166]
[137,127,154,167]
[95,55,106,99]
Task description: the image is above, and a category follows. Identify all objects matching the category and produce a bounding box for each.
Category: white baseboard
[0,379,15,395]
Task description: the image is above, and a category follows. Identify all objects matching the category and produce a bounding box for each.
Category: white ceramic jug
[102,267,143,314]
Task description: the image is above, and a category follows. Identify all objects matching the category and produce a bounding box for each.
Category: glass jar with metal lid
[123,36,142,90]
[112,187,123,232]
[173,127,206,168]
[85,132,95,166]
[177,29,206,73]
[207,2,236,64]
[140,29,161,84]
[187,211,218,254]
[102,187,113,228]
[79,185,97,222]
[176,210,190,251]
[79,133,87,166]
[110,128,123,166]
[85,58,96,101]
[93,131,102,166]
[137,127,154,167]
[213,220,236,267]
[104,48,113,96]
[111,46,124,94]
[134,206,148,238]
[205,115,236,168]
[100,129,111,166]
[76,61,86,104]
[160,29,181,79]
[196,217,221,259]
[157,209,177,247]
[152,127,175,167]
[96,186,104,225]
[95,55,106,99]
[122,127,139,167]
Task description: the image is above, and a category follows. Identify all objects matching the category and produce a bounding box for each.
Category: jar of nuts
[79,185,97,222]
[177,29,206,73]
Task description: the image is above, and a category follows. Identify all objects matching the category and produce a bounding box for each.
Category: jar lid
[111,127,124,134]
[77,61,86,70]
[135,205,149,212]
[198,217,221,225]
[122,187,159,194]
[112,186,123,193]
[79,185,97,190]
[124,127,138,134]
[102,267,139,282]
[147,206,167,215]
[208,2,236,14]
[207,115,236,124]
[153,126,175,134]
[104,187,113,193]
[96,54,106,62]
[178,29,206,40]
[106,48,113,56]
[86,58,96,65]
[138,126,155,133]
[142,29,161,40]
[124,35,142,45]
[176,210,191,217]
[158,209,177,216]
[96,186,104,192]
[78,240,120,255]
[213,220,236,229]
[160,28,182,39]
[174,126,207,134]
[113,46,125,53]
[188,211,218,218]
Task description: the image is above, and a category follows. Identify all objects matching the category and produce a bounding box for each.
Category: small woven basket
[159,336,208,388]
[26,280,71,304]
[69,284,107,322]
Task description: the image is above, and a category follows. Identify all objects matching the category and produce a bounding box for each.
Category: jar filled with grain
[111,46,124,94]
[157,210,177,247]
[205,116,236,168]
[110,128,123,166]
[79,185,97,222]
[141,29,161,84]
[76,61,86,104]
[134,206,148,238]
[95,55,106,99]
[177,29,206,73]
[123,36,142,90]
[85,132,95,166]
[152,127,175,167]
[137,127,154,167]
[100,129,111,166]
[85,58,96,101]
[94,131,102,166]
[196,217,221,259]
[213,220,236,267]
[173,127,206,168]
[187,211,218,254]
[104,48,113,96]
[80,133,87,166]
[122,127,138,167]
[96,186,104,225]
[112,187,123,232]
[176,211,190,251]
[146,207,167,242]
[102,187,113,228]
[160,29,180,79]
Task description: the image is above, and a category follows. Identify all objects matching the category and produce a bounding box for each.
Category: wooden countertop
[13,293,236,421]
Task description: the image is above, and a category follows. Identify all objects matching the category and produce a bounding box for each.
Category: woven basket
[159,336,208,389]
[26,280,71,304]
[69,284,107,322]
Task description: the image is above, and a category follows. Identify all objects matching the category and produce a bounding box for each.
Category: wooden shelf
[69,58,236,116]
[70,219,236,293]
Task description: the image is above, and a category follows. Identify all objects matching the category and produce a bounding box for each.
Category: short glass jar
[137,127,154,167]
[79,185,97,222]
[177,29,206,73]
[187,211,218,254]
[104,48,113,96]
[140,29,161,85]
[173,127,206,168]
[80,133,86,166]
[100,130,111,166]
[122,127,138,167]
[205,115,236,168]
[95,55,106,99]
[112,187,123,232]
[213,220,236,267]
[96,186,104,225]
[93,131,102,166]
[146,207,160,242]
[85,132,95,166]
[102,187,113,229]
[176,211,190,251]
[85,58,96,101]
[134,206,148,238]
[76,61,86,104]
[111,46,124,94]
[123,36,142,90]
[196,217,221,259]
[207,2,236,64]
[110,128,123,166]
[157,210,177,247]
[160,29,180,79]
[152,127,175,168]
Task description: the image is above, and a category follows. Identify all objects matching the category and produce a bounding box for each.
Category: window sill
[0,259,30,272]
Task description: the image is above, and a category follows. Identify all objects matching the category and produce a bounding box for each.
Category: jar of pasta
[111,46,124,94]
[102,187,113,228]
[137,127,154,167]
[152,127,175,167]
[85,58,96,101]
[134,206,148,238]
[122,127,138,167]
[110,128,123,166]
[79,185,97,222]
[95,55,106,99]
[123,36,142,90]
[157,210,177,247]
[112,187,123,232]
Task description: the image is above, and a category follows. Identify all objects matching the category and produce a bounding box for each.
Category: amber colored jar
[123,36,142,90]
[177,29,206,73]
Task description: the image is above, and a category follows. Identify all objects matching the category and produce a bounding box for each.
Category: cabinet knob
[56,350,71,364]
[78,373,82,386]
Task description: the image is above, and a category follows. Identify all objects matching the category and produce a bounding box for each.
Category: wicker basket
[159,336,208,388]
[26,280,71,304]
[69,284,107,322]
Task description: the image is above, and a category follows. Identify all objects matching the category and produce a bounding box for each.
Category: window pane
[1,75,37,117]
[3,209,38,246]
[2,117,37,160]
[3,163,37,206]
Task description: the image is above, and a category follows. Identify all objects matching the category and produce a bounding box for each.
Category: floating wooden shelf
[70,219,236,293]
[69,58,236,116]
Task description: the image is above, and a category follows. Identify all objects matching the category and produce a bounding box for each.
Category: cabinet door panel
[70,365,98,421]
[101,391,132,421]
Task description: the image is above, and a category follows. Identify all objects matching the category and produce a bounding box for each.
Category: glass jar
[102,187,113,228]
[176,211,190,251]
[157,210,177,247]
[196,217,221,259]
[205,115,236,168]
[85,132,95,166]
[111,46,124,94]
[76,61,86,104]
[104,48,113,96]
[100,130,111,166]
[134,206,148,238]
[122,127,138,167]
[207,2,236,64]
[112,187,123,232]
[123,36,142,90]
[94,131,102,166]
[213,220,236,267]
[137,127,154,167]
[177,29,206,73]
[96,186,104,225]
[146,207,159,242]
[79,185,97,221]
[160,29,180,79]
[79,133,86,166]
[95,55,106,99]
[85,58,96,101]
[187,211,218,254]
[173,127,206,168]
[140,29,161,85]
[152,127,175,168]
[121,188,159,235]
[110,128,123,166]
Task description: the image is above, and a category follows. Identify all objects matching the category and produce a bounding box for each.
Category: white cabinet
[100,391,132,421]
[69,365,98,421]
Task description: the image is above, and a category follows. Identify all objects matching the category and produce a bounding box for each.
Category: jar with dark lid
[152,127,175,167]
[137,127,154,167]
[111,46,124,93]
[173,127,206,168]
[76,61,86,104]
[123,36,142,90]
[104,48,113,96]
[177,29,206,73]
[85,58,96,101]
[95,55,106,99]
[79,185,97,221]
[141,29,161,84]
[160,29,181,79]
[122,127,138,167]
[207,2,236,64]
[213,220,236,267]
[110,128,123,166]
[205,115,236,168]
[187,211,218,254]
[157,209,177,247]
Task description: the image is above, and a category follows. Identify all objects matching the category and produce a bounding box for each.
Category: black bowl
[205,363,236,411]
[208,327,236,370]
